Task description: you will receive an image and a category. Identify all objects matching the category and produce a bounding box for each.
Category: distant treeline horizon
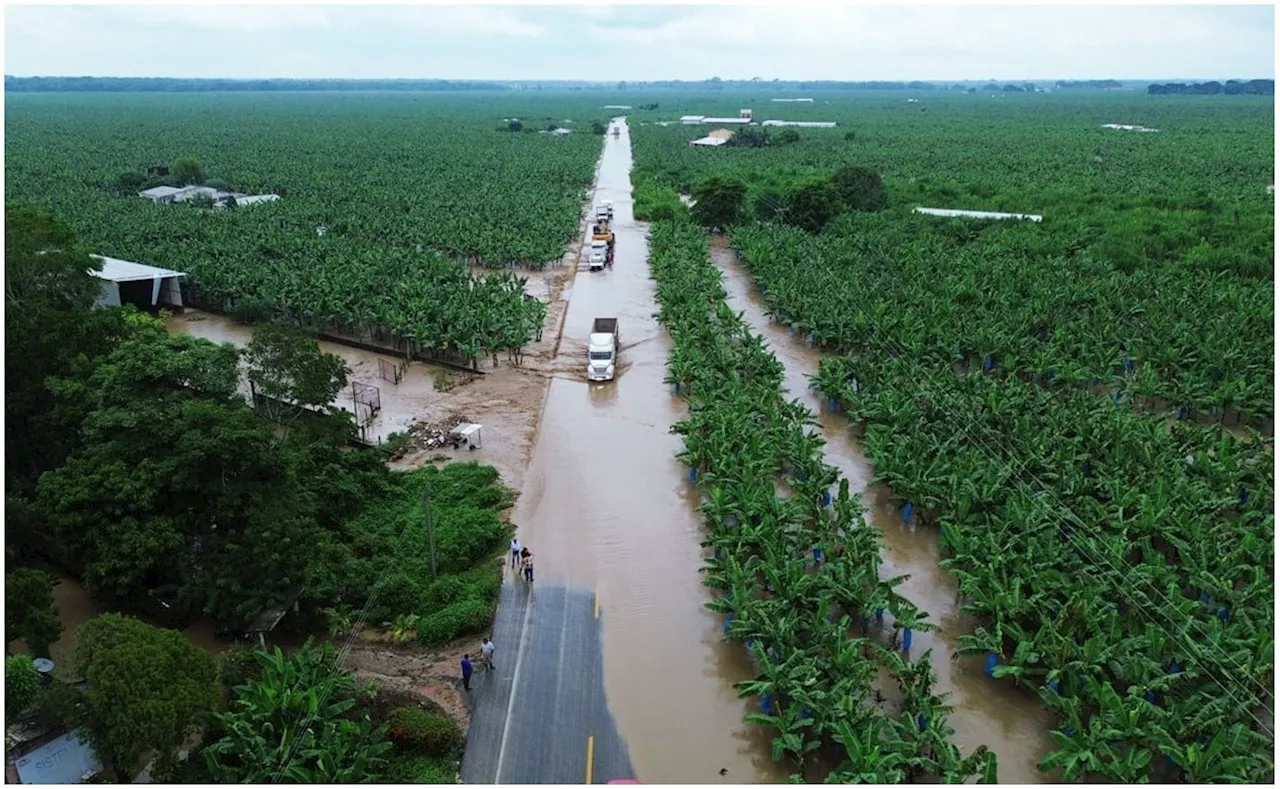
[3,76,1274,94]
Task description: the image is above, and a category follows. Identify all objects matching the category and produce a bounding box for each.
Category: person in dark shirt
[460,654,474,691]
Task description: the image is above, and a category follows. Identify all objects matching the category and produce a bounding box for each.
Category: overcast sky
[4,3,1274,82]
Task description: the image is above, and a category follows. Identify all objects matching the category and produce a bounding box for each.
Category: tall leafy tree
[4,204,133,490]
[5,655,42,722]
[37,332,318,625]
[690,176,748,231]
[829,165,887,212]
[5,568,63,658]
[74,614,218,781]
[243,323,351,427]
[784,179,843,234]
[169,156,205,185]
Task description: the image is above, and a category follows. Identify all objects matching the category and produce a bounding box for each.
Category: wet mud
[506,120,788,784]
[710,240,1056,783]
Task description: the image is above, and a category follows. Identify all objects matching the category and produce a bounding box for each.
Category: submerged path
[710,240,1056,783]
[461,121,784,784]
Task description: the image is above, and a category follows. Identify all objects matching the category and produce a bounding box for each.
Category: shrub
[423,576,469,608]
[217,646,262,689]
[386,707,463,757]
[416,598,493,646]
[6,655,40,722]
[227,295,275,325]
[385,754,459,783]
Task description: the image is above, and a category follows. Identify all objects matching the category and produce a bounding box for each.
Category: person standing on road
[510,538,521,568]
[460,654,474,692]
[522,553,535,584]
[481,637,496,671]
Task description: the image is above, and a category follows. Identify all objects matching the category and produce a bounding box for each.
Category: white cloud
[381,6,547,38]
[101,5,334,34]
[3,4,1272,81]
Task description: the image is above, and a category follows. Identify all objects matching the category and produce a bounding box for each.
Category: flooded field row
[709,239,1055,783]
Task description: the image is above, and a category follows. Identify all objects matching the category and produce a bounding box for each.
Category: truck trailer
[587,318,619,381]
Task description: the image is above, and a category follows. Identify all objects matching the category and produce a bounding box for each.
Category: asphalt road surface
[460,579,635,784]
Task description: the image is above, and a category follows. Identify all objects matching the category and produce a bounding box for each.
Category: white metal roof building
[914,207,1043,223]
[770,98,814,102]
[225,194,281,206]
[90,255,187,310]
[138,185,185,203]
[690,136,730,147]
[700,117,752,125]
[680,115,706,124]
[761,120,838,127]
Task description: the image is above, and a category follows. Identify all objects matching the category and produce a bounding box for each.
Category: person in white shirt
[480,637,496,671]
[510,538,521,568]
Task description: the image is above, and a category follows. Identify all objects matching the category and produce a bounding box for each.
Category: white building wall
[96,281,121,308]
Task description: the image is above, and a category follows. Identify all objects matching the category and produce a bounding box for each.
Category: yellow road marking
[594,591,600,619]
[586,735,595,784]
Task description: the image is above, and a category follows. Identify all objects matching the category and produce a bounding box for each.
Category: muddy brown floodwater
[710,240,1056,783]
[166,268,577,494]
[508,119,788,784]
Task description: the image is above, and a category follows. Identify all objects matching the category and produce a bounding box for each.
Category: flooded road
[508,119,787,784]
[710,241,1055,783]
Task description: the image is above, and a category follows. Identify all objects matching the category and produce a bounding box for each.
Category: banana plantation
[3,92,611,364]
[652,220,998,783]
[636,91,1273,782]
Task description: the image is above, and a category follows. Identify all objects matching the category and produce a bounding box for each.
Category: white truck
[587,239,609,271]
[587,318,619,382]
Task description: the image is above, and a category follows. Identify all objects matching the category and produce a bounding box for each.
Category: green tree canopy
[830,165,887,212]
[5,568,63,658]
[243,323,351,426]
[6,655,42,722]
[690,176,748,231]
[776,129,802,146]
[4,203,136,491]
[74,614,218,781]
[37,331,317,624]
[784,179,843,233]
[728,126,770,149]
[169,156,205,185]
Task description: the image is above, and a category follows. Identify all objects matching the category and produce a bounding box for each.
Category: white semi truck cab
[587,317,619,381]
[587,239,608,271]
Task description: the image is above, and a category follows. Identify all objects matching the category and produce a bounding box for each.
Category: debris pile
[390,411,470,459]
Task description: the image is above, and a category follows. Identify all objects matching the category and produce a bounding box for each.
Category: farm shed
[138,185,184,204]
[603,104,632,109]
[761,120,838,127]
[226,193,281,206]
[914,207,1043,222]
[700,117,752,125]
[1101,123,1159,132]
[690,136,730,147]
[90,255,186,310]
[551,128,574,135]
[770,98,814,102]
[680,115,706,124]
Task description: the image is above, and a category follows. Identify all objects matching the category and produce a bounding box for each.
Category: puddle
[507,119,789,784]
[710,239,1056,783]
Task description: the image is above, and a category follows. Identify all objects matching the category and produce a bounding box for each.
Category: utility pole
[420,489,438,580]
